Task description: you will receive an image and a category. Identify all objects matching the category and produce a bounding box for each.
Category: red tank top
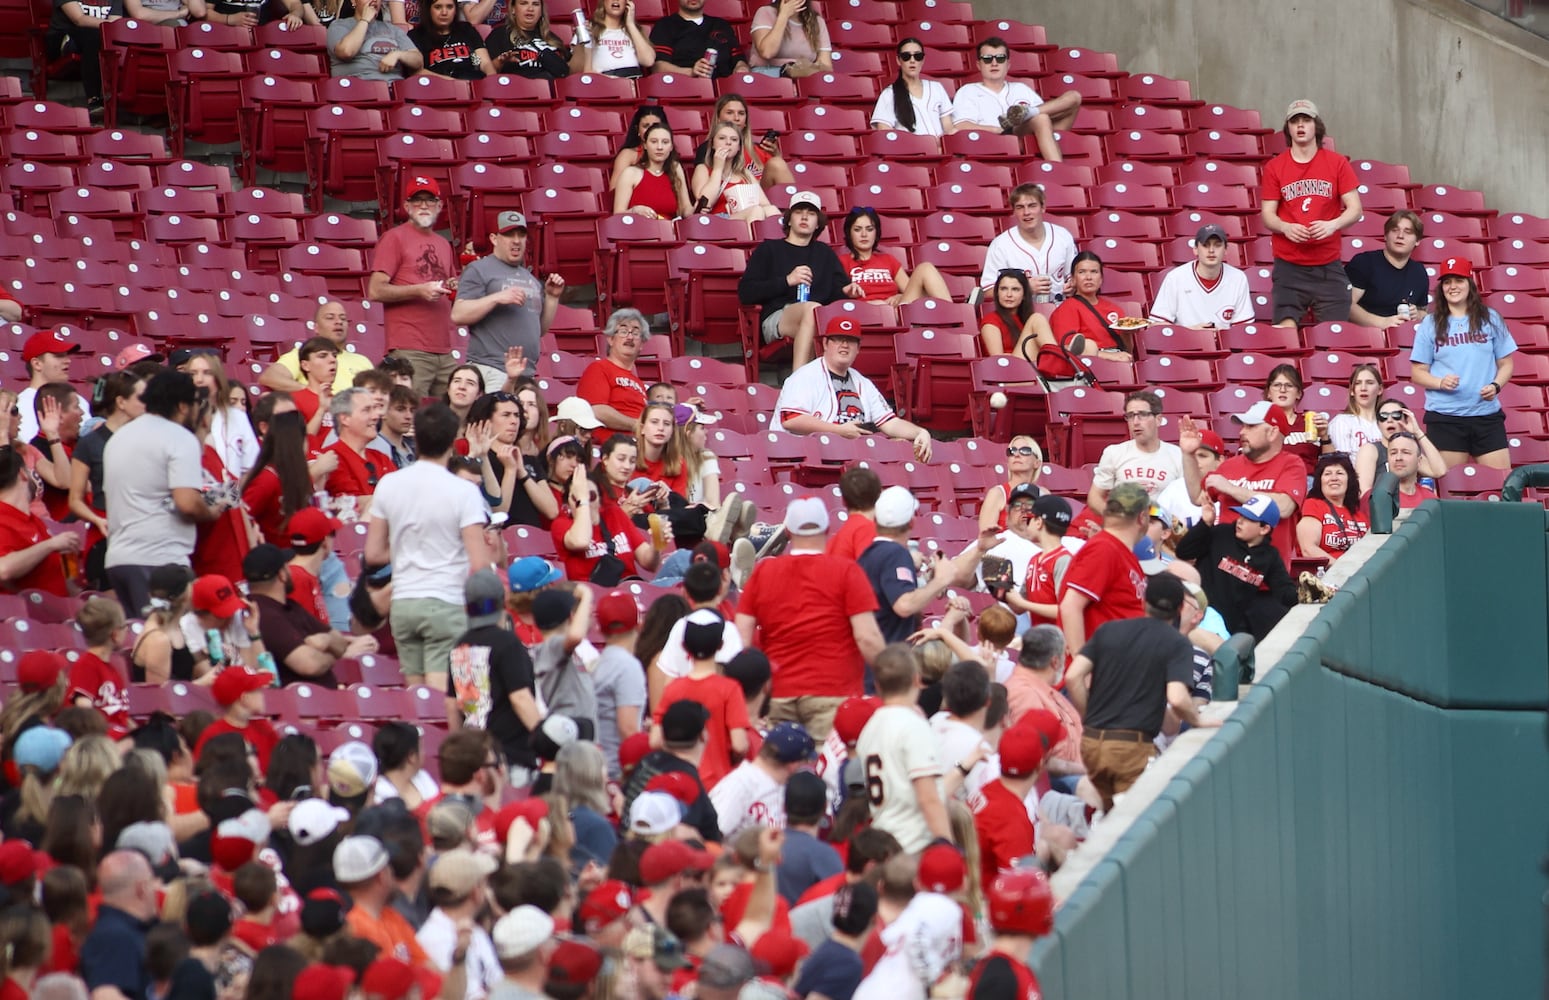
[627,167,680,219]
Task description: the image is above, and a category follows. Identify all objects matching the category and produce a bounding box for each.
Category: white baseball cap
[628,791,683,837]
[327,741,379,799]
[551,396,604,430]
[874,486,919,529]
[788,191,823,213]
[783,496,830,537]
[289,798,352,847]
[333,835,390,883]
[493,905,556,959]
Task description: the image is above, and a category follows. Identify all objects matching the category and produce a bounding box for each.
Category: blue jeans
[319,551,352,633]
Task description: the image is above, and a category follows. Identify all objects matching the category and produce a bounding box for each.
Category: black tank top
[130,629,196,683]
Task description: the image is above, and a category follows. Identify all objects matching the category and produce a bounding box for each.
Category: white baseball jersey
[950,80,1043,129]
[1153,476,1206,529]
[980,222,1077,289]
[709,760,786,840]
[871,80,954,137]
[773,360,896,432]
[1148,261,1254,328]
[855,704,940,854]
[1091,439,1186,496]
[818,730,847,816]
[929,713,999,807]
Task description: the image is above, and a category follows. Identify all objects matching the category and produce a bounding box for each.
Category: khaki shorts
[761,308,787,344]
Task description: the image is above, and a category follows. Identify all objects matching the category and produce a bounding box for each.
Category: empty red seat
[395,72,476,109]
[1185,129,1262,160]
[472,74,556,107]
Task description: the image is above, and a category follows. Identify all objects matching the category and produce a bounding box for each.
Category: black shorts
[1421,409,1509,456]
[1272,259,1352,324]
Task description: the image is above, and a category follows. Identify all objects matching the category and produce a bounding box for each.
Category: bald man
[260,300,377,394]
[81,851,159,1000]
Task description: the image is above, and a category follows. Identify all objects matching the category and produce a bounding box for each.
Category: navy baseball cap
[764,723,816,763]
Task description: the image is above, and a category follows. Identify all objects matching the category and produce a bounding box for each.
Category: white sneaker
[731,538,757,588]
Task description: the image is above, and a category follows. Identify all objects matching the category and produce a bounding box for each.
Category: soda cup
[1304,410,1317,438]
[796,282,810,302]
[207,629,226,667]
[703,46,718,72]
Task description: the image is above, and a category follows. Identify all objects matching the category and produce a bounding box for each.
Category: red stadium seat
[1137,355,1221,391]
[317,75,397,108]
[301,212,379,248]
[101,18,176,124]
[919,210,996,245]
[665,243,747,357]
[279,243,370,299]
[374,133,459,226]
[166,48,246,155]
[387,103,467,138]
[472,73,556,107]
[1086,211,1166,241]
[396,72,476,109]
[861,130,946,164]
[1095,160,1176,189]
[675,214,753,248]
[638,72,714,105]
[796,71,882,108]
[594,213,680,317]
[892,326,978,432]
[1414,185,1492,217]
[1185,129,1262,160]
[554,72,639,106]
[911,238,986,278]
[851,161,933,189]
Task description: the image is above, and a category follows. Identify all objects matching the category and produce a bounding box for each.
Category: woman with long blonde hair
[575,0,653,76]
[487,0,571,78]
[691,123,780,221]
[634,402,688,497]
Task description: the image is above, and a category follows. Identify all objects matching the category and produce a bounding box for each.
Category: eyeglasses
[1124,411,1159,420]
[1006,445,1037,456]
[482,759,500,770]
[979,53,1009,63]
[1267,381,1299,391]
[1378,410,1405,421]
[898,50,924,61]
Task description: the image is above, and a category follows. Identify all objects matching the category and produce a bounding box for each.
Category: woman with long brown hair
[575,0,653,76]
[748,0,831,77]
[613,123,692,221]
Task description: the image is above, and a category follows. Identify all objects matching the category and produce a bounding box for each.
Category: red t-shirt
[551,502,648,582]
[1059,529,1145,641]
[1209,450,1307,565]
[1297,498,1368,559]
[825,514,876,562]
[1022,546,1068,626]
[0,501,68,596]
[640,455,689,498]
[292,388,336,453]
[193,446,250,583]
[372,222,456,353]
[1047,295,1129,350]
[0,977,28,1000]
[720,880,792,935]
[242,467,288,547]
[288,563,329,623]
[66,651,130,736]
[1396,485,1436,510]
[576,359,647,444]
[972,779,1036,891]
[1259,147,1359,266]
[195,717,281,772]
[43,923,76,976]
[232,917,280,953]
[980,312,1019,355]
[655,674,750,790]
[325,441,393,497]
[837,251,902,301]
[737,553,879,698]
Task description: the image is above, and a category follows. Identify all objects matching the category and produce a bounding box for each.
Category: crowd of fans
[5,0,1534,993]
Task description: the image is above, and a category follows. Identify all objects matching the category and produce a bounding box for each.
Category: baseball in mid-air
[990,391,1008,409]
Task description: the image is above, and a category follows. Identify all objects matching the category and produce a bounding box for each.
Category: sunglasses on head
[979,53,1009,63]
[898,50,924,61]
[1006,445,1037,457]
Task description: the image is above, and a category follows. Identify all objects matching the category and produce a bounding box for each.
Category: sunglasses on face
[1006,445,1037,456]
[898,50,924,61]
[979,53,1009,63]
[1378,411,1405,421]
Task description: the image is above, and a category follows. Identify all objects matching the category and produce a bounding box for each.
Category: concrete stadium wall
[972,0,1549,217]
[1026,500,1549,1000]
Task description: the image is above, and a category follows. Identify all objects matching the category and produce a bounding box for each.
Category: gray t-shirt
[326,18,415,81]
[103,414,203,568]
[590,645,646,779]
[533,633,598,732]
[457,255,543,372]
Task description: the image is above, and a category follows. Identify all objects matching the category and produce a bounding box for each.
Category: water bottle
[1398,301,1412,321]
[207,629,225,667]
[256,651,279,686]
[796,282,811,302]
[1419,477,1437,492]
[572,8,591,45]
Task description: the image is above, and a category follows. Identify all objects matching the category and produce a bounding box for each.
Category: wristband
[1490,381,1501,392]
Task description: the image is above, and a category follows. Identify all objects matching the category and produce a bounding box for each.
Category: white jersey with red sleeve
[773,359,896,432]
[979,222,1077,289]
[709,760,787,840]
[854,704,941,854]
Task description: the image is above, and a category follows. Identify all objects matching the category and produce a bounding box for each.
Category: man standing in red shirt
[369,176,457,398]
[0,445,78,596]
[1057,482,1149,657]
[324,387,393,515]
[1259,99,1362,328]
[576,309,650,444]
[1179,404,1306,565]
[736,497,884,742]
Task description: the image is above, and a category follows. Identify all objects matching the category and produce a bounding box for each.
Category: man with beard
[243,544,376,687]
[260,300,375,394]
[370,176,458,398]
[1179,403,1306,565]
[738,191,861,370]
[103,372,232,615]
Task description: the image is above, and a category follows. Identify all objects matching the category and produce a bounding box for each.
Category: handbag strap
[1070,296,1130,353]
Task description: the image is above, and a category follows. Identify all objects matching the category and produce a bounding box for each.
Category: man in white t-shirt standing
[1148,224,1255,329]
[365,402,492,692]
[950,36,1081,162]
[1086,390,1185,514]
[709,722,816,840]
[978,183,1077,301]
[854,645,950,854]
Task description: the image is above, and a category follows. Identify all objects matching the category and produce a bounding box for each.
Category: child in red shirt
[66,597,132,738]
[653,610,749,791]
[230,861,282,953]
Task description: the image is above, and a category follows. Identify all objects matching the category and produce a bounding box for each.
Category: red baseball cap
[998,710,1063,778]
[1232,400,1294,435]
[212,668,271,707]
[1438,256,1472,281]
[645,771,699,807]
[639,840,712,886]
[578,880,635,934]
[22,329,80,364]
[404,175,442,200]
[16,650,67,693]
[1197,429,1227,455]
[493,798,549,843]
[0,840,49,884]
[831,696,881,746]
[292,965,355,1000]
[595,591,640,636]
[113,342,163,370]
[750,930,810,979]
[692,540,730,569]
[547,938,604,986]
[289,507,344,547]
[618,732,652,772]
[192,575,248,619]
[917,843,967,894]
[361,957,441,1000]
[823,316,861,339]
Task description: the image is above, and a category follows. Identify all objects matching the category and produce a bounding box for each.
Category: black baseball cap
[243,543,290,584]
[1144,573,1185,617]
[661,701,710,746]
[1032,495,1072,535]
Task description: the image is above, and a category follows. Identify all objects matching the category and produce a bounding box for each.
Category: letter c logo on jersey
[1300,197,1313,214]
